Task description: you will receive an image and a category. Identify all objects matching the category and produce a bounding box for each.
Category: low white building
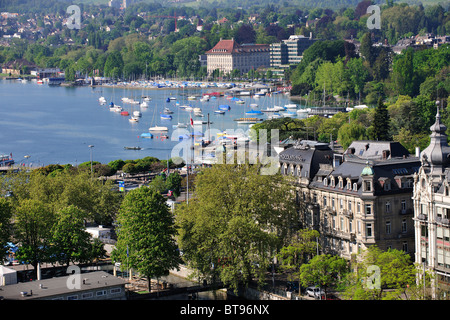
[86,225,112,242]
[0,266,17,286]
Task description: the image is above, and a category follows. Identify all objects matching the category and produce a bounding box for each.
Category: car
[306,286,325,299]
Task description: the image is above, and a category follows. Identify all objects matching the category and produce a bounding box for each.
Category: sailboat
[148,96,168,132]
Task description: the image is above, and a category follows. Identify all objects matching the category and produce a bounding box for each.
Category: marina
[0,78,313,167]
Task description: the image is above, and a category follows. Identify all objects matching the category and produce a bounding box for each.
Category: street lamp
[88,145,94,177]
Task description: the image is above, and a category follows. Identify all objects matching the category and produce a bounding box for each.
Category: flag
[190,115,193,127]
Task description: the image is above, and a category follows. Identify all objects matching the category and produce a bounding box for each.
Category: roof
[206,39,269,55]
[0,271,127,300]
[345,141,410,160]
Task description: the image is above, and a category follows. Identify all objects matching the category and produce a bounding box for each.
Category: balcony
[436,216,450,226]
[418,214,427,221]
[341,209,353,219]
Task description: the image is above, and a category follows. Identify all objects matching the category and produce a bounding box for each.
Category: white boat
[236,100,245,104]
[110,105,123,112]
[99,96,106,105]
[169,97,177,100]
[262,106,285,112]
[140,101,149,108]
[133,110,142,117]
[193,107,202,114]
[173,122,188,128]
[129,116,139,123]
[215,110,225,114]
[164,108,174,114]
[142,96,151,101]
[188,96,196,100]
[284,104,298,109]
[149,126,168,132]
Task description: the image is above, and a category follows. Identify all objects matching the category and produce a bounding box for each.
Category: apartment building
[413,107,450,297]
[280,140,419,260]
[205,38,270,75]
[270,34,316,70]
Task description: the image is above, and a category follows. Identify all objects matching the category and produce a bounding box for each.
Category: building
[413,107,450,298]
[270,34,316,69]
[1,59,36,75]
[0,271,127,300]
[280,140,419,260]
[205,38,270,75]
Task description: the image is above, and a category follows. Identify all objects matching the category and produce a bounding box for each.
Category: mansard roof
[206,39,270,55]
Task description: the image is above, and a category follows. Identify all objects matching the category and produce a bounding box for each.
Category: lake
[0,79,300,167]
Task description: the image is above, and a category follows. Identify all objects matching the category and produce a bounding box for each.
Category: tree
[0,198,12,262]
[14,199,55,278]
[373,97,391,141]
[112,186,181,291]
[298,254,349,297]
[176,163,299,293]
[234,24,256,44]
[277,229,320,291]
[337,122,367,149]
[50,205,105,267]
[343,246,422,300]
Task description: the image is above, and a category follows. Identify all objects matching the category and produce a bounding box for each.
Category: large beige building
[413,107,450,298]
[205,39,270,75]
[280,140,419,260]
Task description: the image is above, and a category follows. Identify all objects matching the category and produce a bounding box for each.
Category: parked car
[306,286,325,299]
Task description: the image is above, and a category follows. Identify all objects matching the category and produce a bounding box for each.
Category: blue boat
[161,114,172,120]
[218,105,231,111]
[140,133,153,139]
[245,110,262,115]
[0,154,14,166]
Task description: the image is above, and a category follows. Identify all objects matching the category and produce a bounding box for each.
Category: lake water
[0,79,300,167]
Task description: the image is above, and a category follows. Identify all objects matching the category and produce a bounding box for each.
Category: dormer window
[324,178,328,186]
[353,183,358,191]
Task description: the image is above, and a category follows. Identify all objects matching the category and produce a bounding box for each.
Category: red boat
[120,111,129,116]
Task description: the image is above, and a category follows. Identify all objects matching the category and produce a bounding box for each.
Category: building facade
[413,107,450,298]
[205,39,270,75]
[270,34,316,70]
[280,140,419,260]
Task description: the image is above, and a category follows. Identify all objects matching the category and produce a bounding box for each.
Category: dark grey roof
[0,271,127,300]
[279,141,334,179]
[345,141,410,160]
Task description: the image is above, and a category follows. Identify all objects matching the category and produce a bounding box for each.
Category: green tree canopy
[176,163,299,292]
[112,186,181,290]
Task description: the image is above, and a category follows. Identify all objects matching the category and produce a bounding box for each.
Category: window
[339,179,343,188]
[340,199,344,209]
[366,223,373,237]
[340,217,344,231]
[110,288,122,294]
[332,198,335,210]
[82,292,93,299]
[385,201,391,213]
[353,183,358,191]
[357,221,361,234]
[402,219,407,233]
[323,196,327,207]
[67,295,78,300]
[402,242,408,253]
[324,178,328,186]
[401,200,407,213]
[96,290,107,297]
[364,180,372,191]
[386,221,391,234]
[365,204,372,215]
[348,201,352,212]
[349,220,353,232]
